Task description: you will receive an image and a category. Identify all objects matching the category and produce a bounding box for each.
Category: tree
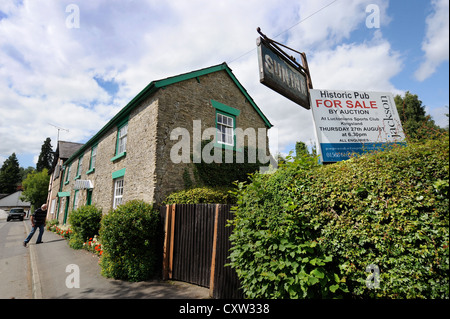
[295,141,309,159]
[20,169,50,208]
[0,153,22,194]
[20,166,36,182]
[394,91,443,140]
[295,141,316,160]
[36,137,54,172]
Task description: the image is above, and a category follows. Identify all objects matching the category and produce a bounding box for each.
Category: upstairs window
[117,123,128,154]
[87,145,97,174]
[64,164,71,184]
[111,120,128,162]
[211,100,240,150]
[90,145,97,169]
[217,113,234,146]
[75,156,83,179]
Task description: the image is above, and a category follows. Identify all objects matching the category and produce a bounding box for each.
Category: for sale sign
[310,89,406,163]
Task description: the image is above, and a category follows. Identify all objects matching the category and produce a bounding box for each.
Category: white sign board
[310,89,406,162]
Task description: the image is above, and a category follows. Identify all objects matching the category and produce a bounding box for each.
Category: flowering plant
[46,219,59,232]
[53,224,72,239]
[83,235,103,256]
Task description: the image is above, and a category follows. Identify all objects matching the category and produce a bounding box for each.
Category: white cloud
[284,0,390,50]
[415,0,449,81]
[309,31,403,93]
[427,105,449,128]
[0,0,411,166]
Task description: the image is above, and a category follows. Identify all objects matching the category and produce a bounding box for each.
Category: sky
[0,0,448,168]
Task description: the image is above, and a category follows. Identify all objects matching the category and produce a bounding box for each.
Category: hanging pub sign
[310,89,406,163]
[256,30,311,109]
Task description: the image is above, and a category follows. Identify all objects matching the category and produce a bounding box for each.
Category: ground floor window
[113,177,124,209]
[50,198,56,216]
[73,190,80,211]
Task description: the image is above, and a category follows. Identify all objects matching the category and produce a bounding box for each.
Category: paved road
[0,215,210,299]
[0,218,31,299]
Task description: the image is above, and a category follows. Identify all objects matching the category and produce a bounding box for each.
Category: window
[75,156,83,179]
[211,100,240,150]
[111,121,128,162]
[217,113,234,146]
[117,123,128,154]
[50,199,56,216]
[73,190,79,210]
[87,145,97,174]
[64,164,71,184]
[113,177,124,209]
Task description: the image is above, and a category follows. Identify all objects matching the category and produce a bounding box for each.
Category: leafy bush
[99,200,160,282]
[164,187,237,204]
[229,134,449,298]
[68,205,102,249]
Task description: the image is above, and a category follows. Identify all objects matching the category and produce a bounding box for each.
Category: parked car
[7,208,25,221]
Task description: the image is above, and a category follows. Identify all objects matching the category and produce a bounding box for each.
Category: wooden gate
[161,204,243,299]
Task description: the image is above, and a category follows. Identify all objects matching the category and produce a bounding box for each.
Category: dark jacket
[32,208,47,226]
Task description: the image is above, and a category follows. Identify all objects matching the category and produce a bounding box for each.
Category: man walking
[23,204,47,247]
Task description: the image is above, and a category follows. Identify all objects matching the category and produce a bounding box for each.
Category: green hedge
[68,205,102,249]
[164,187,237,204]
[229,134,449,298]
[99,200,160,282]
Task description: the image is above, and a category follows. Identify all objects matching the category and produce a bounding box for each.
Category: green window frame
[211,100,240,151]
[74,156,83,180]
[112,168,125,209]
[87,144,97,175]
[216,111,235,147]
[64,164,71,185]
[111,118,128,162]
[113,177,124,209]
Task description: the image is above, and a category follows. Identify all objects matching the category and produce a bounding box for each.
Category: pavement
[1,214,210,299]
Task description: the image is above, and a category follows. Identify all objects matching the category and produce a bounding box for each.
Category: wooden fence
[160,204,243,299]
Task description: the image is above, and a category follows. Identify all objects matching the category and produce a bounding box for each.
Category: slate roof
[0,191,31,208]
[50,141,84,174]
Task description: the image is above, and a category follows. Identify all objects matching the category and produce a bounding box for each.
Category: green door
[63,196,70,224]
[86,190,93,206]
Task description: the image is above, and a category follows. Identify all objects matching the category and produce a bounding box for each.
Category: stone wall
[153,70,269,203]
[58,94,160,217]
